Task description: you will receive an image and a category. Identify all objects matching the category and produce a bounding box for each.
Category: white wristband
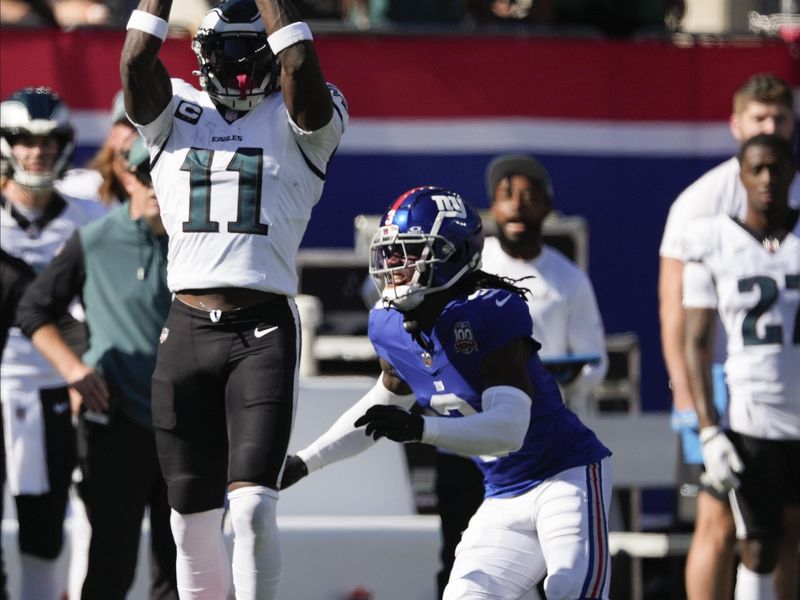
[699,425,721,444]
[267,22,313,55]
[126,10,169,41]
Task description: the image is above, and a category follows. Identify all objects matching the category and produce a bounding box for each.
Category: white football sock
[228,485,282,600]
[19,552,57,600]
[170,507,231,599]
[68,488,91,600]
[735,563,776,600]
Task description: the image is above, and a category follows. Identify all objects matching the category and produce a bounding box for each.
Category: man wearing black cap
[482,154,608,405]
[18,135,177,600]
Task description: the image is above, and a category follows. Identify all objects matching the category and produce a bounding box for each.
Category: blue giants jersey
[369,288,611,498]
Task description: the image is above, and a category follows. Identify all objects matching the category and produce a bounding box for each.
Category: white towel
[1,384,49,495]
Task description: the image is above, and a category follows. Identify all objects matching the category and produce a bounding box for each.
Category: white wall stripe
[73,112,735,158]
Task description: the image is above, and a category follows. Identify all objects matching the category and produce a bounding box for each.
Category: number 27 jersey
[137,79,348,295]
[683,214,800,439]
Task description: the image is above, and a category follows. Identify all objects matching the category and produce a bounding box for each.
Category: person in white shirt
[659,73,800,600]
[481,154,608,403]
[120,0,348,597]
[0,86,106,600]
[684,133,800,600]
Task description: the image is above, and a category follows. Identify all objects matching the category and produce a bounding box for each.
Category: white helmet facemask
[0,89,75,191]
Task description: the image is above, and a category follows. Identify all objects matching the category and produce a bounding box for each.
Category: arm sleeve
[288,83,349,176]
[420,385,531,457]
[0,251,35,353]
[16,232,86,338]
[296,376,416,473]
[681,220,718,310]
[683,262,717,309]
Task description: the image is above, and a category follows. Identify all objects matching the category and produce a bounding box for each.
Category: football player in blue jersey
[281,186,614,600]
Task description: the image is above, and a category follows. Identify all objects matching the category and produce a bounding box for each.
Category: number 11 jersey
[136,78,348,295]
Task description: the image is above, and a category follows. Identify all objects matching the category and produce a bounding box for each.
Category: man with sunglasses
[17,136,177,600]
[120,0,347,595]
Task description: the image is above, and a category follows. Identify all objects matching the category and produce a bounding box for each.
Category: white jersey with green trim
[136,78,348,295]
[682,214,800,439]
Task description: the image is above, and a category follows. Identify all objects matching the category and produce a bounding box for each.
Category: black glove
[280,455,308,490]
[353,404,423,443]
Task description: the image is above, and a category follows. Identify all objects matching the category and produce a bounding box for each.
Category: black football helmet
[0,87,75,190]
[192,0,280,112]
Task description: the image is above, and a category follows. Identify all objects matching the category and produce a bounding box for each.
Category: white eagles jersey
[1,194,106,387]
[136,78,348,295]
[660,157,800,260]
[683,214,800,439]
[661,156,800,364]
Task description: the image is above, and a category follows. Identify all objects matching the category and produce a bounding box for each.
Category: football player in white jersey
[684,133,800,600]
[0,86,106,600]
[659,73,800,600]
[120,0,347,597]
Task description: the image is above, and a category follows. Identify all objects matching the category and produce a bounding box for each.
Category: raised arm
[119,0,174,126]
[256,0,333,131]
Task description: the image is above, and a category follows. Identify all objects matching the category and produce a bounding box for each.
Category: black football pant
[77,412,177,600]
[152,296,299,514]
[14,386,75,560]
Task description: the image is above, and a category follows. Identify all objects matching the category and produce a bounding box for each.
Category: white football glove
[699,426,744,494]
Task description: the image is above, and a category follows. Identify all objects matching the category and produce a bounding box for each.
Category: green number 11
[180,147,269,236]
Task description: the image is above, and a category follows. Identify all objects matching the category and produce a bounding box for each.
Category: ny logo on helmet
[432,194,467,218]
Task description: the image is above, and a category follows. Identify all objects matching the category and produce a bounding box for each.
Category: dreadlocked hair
[452,269,530,299]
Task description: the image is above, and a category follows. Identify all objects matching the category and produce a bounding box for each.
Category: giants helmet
[192,0,280,112]
[370,186,484,310]
[0,87,75,190]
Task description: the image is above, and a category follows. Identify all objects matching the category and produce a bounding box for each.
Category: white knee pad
[735,563,775,600]
[228,485,282,600]
[170,507,231,600]
[544,572,576,600]
[19,553,57,600]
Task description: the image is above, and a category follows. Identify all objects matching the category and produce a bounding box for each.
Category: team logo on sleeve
[453,321,478,354]
[159,328,169,343]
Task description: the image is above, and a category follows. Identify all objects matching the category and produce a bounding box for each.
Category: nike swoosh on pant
[254,325,279,338]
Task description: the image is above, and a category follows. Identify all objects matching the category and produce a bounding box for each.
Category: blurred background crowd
[0,0,797,40]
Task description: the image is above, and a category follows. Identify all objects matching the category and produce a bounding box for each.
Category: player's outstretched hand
[280,455,308,490]
[354,404,423,443]
[699,426,744,493]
